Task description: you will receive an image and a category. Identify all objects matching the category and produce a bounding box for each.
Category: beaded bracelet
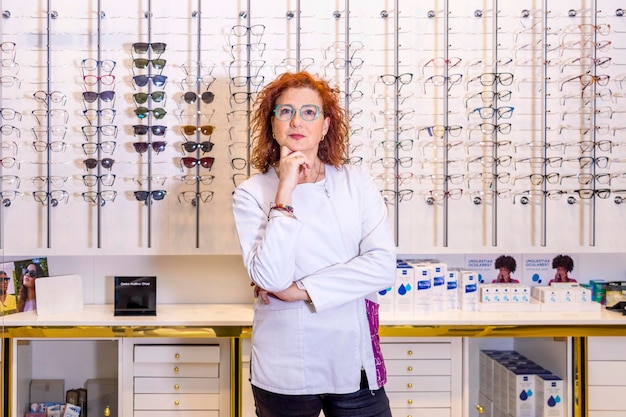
[270,203,294,214]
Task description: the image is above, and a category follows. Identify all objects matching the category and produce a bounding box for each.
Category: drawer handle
[476,404,484,414]
[175,353,180,359]
[174,400,180,406]
[407,383,413,388]
[104,406,111,417]
[407,399,413,405]
[174,367,179,373]
[174,384,180,390]
[407,366,413,372]
[407,350,413,356]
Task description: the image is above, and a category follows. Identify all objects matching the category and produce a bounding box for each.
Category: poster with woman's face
[0,261,17,315]
[13,258,49,313]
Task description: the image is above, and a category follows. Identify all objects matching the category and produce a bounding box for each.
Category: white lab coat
[232,164,396,395]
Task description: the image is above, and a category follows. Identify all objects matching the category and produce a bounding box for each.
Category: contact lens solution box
[422,260,447,312]
[507,366,544,417]
[394,262,414,315]
[458,269,479,311]
[535,373,564,417]
[446,269,459,309]
[412,264,432,315]
[377,282,395,315]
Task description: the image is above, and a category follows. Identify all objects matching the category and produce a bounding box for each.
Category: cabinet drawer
[134,393,220,410]
[589,337,626,361]
[385,359,451,376]
[134,377,219,394]
[390,408,450,417]
[135,411,219,417]
[134,362,219,378]
[385,375,450,392]
[387,391,451,408]
[134,345,220,363]
[588,361,626,386]
[382,343,452,360]
[588,386,626,411]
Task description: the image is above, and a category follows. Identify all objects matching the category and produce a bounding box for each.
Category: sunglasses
[134,190,167,203]
[183,91,215,104]
[133,91,166,104]
[133,74,167,87]
[132,58,167,70]
[83,158,115,170]
[133,141,167,154]
[182,141,214,153]
[180,156,215,170]
[134,107,167,119]
[82,91,115,103]
[181,125,215,136]
[23,269,37,278]
[132,124,167,136]
[132,42,167,55]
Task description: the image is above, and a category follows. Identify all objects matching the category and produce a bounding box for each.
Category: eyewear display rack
[0,0,625,255]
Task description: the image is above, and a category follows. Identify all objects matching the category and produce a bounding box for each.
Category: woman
[17,262,42,312]
[232,71,396,417]
[492,255,519,283]
[550,254,577,284]
[0,270,17,314]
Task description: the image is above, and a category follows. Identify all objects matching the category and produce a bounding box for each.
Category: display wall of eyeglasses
[1,0,626,255]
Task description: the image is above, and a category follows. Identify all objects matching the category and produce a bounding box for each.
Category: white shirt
[232,164,396,395]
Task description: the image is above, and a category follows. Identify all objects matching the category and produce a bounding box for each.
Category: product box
[589,279,606,305]
[480,285,497,303]
[510,285,530,303]
[480,350,503,400]
[535,373,564,417]
[394,263,414,315]
[445,269,459,310]
[573,287,591,303]
[413,264,432,315]
[377,283,395,315]
[532,286,561,303]
[458,269,479,311]
[414,260,447,312]
[479,391,494,417]
[589,279,607,304]
[507,366,543,417]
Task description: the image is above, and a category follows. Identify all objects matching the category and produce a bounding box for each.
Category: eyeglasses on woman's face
[273,104,321,122]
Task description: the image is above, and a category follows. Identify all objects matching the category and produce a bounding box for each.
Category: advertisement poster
[522,254,579,286]
[12,257,49,314]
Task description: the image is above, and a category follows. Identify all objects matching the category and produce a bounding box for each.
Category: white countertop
[1,303,625,328]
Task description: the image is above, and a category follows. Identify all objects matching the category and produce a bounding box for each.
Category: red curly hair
[250,71,349,173]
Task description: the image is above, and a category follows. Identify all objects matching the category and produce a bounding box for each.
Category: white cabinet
[131,341,230,417]
[241,337,462,417]
[588,336,626,417]
[382,337,462,417]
